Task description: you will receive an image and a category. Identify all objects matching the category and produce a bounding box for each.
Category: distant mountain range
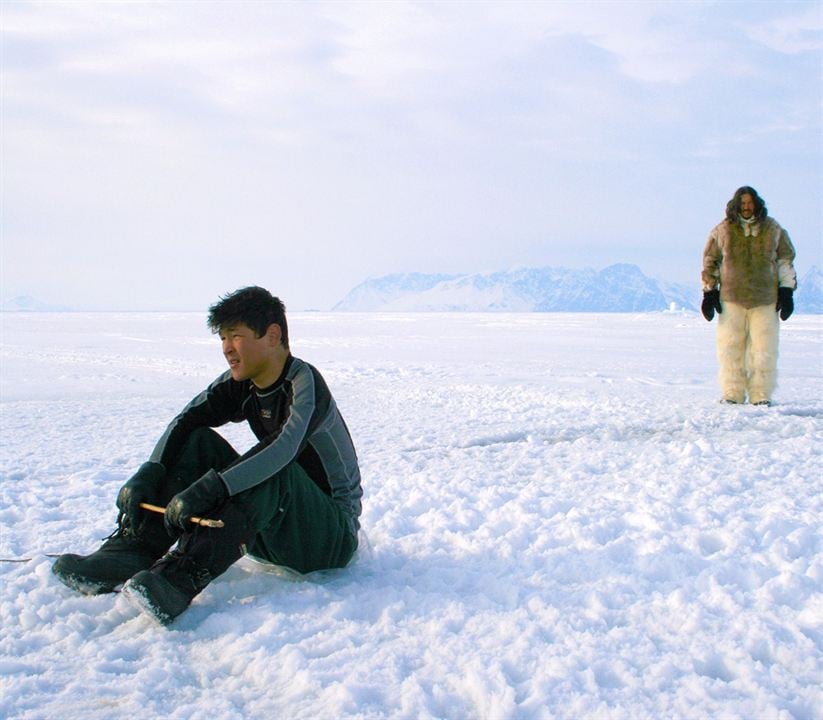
[0,295,72,312]
[796,266,823,313]
[334,264,823,314]
[334,264,698,312]
[3,266,820,314]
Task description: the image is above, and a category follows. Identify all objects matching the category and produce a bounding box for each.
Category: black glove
[164,469,228,533]
[116,462,165,529]
[701,289,722,321]
[776,287,794,321]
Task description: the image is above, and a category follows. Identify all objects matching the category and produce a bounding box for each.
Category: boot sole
[122,571,192,627]
[122,580,174,626]
[52,563,120,595]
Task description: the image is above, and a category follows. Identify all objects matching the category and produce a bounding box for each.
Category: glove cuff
[123,462,165,488]
[198,469,229,500]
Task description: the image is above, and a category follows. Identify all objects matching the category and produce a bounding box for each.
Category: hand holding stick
[139,502,224,528]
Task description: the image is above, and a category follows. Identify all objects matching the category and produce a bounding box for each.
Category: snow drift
[1,311,820,719]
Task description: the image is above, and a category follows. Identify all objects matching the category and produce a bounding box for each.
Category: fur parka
[702,217,797,309]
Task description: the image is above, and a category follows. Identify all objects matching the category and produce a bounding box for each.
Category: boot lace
[100,512,139,544]
[154,529,213,591]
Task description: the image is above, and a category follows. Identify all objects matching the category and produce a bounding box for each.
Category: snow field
[0,311,821,719]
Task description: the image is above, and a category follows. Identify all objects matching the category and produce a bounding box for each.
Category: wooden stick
[139,502,224,528]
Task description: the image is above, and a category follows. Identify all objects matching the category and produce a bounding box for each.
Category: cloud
[1,1,820,310]
[4,1,810,151]
[745,3,823,54]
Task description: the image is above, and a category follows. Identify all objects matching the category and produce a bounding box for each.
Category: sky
[1,0,821,311]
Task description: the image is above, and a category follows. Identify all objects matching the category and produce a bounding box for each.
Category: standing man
[53,286,362,625]
[701,186,797,405]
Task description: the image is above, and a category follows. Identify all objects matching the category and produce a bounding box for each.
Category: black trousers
[165,428,357,575]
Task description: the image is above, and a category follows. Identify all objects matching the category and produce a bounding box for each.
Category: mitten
[701,289,722,321]
[776,287,794,321]
[164,469,228,533]
[116,462,165,528]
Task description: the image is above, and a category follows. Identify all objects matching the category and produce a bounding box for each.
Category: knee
[717,327,746,355]
[718,345,746,369]
[166,429,239,490]
[749,349,777,371]
[182,427,236,458]
[185,427,223,446]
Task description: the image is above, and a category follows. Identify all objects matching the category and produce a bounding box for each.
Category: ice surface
[1,311,821,719]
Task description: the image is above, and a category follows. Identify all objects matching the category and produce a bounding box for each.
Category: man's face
[739,193,755,219]
[219,323,276,385]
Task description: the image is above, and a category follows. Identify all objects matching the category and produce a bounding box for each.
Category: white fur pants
[716,301,779,403]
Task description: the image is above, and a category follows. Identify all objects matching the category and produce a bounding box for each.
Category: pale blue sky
[2,0,821,311]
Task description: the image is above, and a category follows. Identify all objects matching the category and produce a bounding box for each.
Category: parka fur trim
[702,217,797,309]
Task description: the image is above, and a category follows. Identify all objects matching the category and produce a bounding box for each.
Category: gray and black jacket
[149,355,362,530]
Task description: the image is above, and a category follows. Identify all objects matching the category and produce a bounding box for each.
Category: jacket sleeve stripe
[220,360,316,494]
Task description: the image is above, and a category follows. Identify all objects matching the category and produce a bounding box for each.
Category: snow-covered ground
[1,311,820,720]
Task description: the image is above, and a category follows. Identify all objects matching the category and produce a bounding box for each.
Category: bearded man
[701,186,797,406]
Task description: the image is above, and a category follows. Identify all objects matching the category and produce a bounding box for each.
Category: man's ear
[266,323,282,347]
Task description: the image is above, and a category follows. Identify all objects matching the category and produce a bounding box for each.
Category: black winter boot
[123,503,250,626]
[52,514,173,595]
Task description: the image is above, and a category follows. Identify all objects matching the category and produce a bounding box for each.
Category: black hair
[725,186,768,223]
[207,286,289,349]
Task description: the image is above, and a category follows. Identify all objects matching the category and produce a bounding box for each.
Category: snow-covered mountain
[0,295,71,312]
[797,266,823,313]
[333,264,698,313]
[330,272,461,313]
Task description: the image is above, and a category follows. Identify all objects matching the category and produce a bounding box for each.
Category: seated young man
[53,286,362,625]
